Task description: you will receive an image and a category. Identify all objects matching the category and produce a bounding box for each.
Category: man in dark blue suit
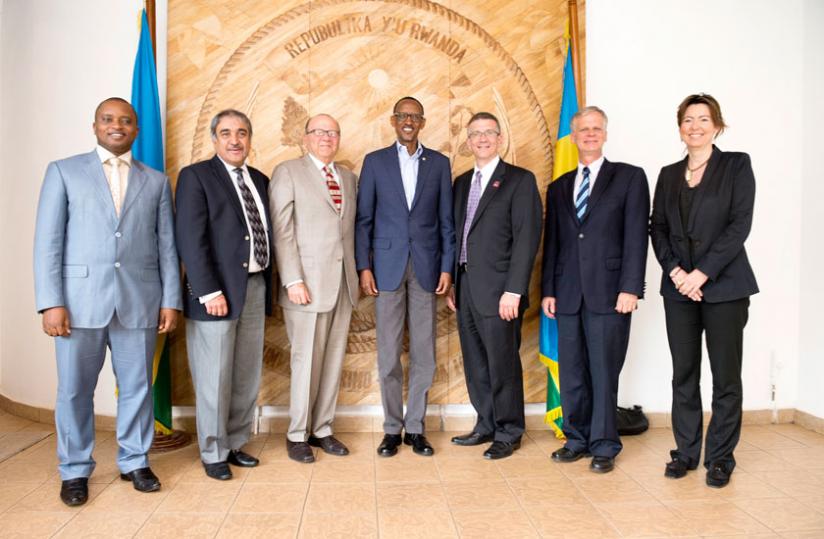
[356,97,455,457]
[541,106,649,473]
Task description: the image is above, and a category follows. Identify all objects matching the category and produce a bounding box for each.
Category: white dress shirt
[397,141,422,209]
[96,145,131,214]
[199,156,270,304]
[573,155,605,204]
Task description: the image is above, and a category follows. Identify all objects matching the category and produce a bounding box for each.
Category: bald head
[303,114,341,164]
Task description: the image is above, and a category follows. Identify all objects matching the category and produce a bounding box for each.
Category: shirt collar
[217,155,248,177]
[307,152,335,175]
[474,155,501,178]
[96,145,132,166]
[396,141,423,160]
[578,155,605,178]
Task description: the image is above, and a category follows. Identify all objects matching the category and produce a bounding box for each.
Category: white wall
[797,0,824,419]
[588,0,806,412]
[0,0,159,414]
[0,0,820,417]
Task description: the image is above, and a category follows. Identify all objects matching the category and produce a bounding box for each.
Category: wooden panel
[167,0,586,406]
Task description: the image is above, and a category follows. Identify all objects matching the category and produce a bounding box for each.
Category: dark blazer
[542,159,650,315]
[453,159,542,316]
[650,146,758,303]
[175,155,274,320]
[355,144,455,292]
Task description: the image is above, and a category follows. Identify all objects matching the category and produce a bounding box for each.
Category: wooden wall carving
[167,0,586,406]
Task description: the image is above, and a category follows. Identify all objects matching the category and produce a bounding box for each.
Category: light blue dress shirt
[397,141,423,209]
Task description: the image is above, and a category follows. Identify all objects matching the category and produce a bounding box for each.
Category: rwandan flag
[131,9,173,435]
[540,31,579,439]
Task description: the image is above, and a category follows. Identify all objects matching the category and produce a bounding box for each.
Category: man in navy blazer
[34,98,181,505]
[175,109,273,480]
[356,97,455,457]
[541,106,649,473]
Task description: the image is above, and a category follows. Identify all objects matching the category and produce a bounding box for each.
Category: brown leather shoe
[307,435,349,456]
[286,440,315,463]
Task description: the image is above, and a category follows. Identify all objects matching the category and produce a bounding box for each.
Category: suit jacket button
[578,233,585,239]
[114,262,121,268]
[115,232,122,238]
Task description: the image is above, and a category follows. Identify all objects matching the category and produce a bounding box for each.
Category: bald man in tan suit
[270,114,359,463]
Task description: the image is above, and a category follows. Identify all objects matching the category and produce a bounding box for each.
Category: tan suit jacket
[270,154,359,313]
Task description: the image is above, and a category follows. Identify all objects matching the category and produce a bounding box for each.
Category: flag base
[150,429,191,453]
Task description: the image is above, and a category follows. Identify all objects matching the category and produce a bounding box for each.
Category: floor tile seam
[729,496,800,534]
[498,468,550,537]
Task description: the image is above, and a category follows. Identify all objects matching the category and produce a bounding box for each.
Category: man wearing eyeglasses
[270,114,359,463]
[355,97,455,458]
[446,112,542,460]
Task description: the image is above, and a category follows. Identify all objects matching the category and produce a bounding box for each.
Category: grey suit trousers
[186,274,265,463]
[285,273,353,442]
[55,314,155,480]
[375,262,437,435]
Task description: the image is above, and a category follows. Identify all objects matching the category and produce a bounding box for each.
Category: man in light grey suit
[33,98,181,506]
[270,114,359,463]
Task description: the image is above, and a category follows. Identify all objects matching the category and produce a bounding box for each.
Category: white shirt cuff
[199,290,222,304]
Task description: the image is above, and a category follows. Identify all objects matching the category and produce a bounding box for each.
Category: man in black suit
[447,112,542,460]
[541,106,649,473]
[175,109,273,480]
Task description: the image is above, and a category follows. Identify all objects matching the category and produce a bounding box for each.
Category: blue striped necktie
[576,166,590,222]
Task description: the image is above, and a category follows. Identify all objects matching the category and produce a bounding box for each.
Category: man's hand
[205,294,229,317]
[499,293,521,321]
[435,272,452,295]
[287,283,312,305]
[615,292,638,314]
[157,308,179,334]
[359,269,379,297]
[677,269,708,300]
[446,287,457,312]
[541,297,556,319]
[42,307,71,337]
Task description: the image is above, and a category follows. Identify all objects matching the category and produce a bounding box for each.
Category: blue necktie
[576,166,590,222]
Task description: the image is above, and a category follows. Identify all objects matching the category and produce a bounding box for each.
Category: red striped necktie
[322,165,342,212]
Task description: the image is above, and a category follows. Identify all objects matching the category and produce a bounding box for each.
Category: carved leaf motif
[281,96,308,148]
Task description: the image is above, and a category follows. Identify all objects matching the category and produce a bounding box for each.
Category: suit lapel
[409,146,430,212]
[580,158,613,223]
[669,157,688,238]
[210,155,246,226]
[385,144,410,212]
[83,151,118,224]
[455,170,470,233]
[119,160,147,220]
[468,159,506,233]
[686,146,721,233]
[302,154,339,214]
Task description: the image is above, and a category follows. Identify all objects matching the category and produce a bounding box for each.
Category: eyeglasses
[393,112,425,123]
[306,129,340,138]
[467,129,500,139]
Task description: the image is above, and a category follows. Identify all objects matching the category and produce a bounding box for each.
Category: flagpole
[146,0,156,62]
[568,0,583,107]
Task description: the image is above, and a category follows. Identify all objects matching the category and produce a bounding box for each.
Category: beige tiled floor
[1,411,824,538]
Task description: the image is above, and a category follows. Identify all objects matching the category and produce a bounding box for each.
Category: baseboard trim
[0,394,806,434]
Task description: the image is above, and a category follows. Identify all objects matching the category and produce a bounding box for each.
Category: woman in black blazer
[650,94,758,489]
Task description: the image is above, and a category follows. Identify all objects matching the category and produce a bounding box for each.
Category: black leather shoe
[286,440,315,463]
[120,467,161,492]
[483,440,520,460]
[451,431,494,446]
[551,447,591,463]
[404,433,434,456]
[706,463,731,488]
[228,449,259,467]
[664,456,696,479]
[203,461,233,480]
[60,477,88,507]
[308,435,349,456]
[377,434,402,457]
[590,456,615,473]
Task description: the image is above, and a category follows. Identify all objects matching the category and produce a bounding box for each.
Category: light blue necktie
[576,166,590,222]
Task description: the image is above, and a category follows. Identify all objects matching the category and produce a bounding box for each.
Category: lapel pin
[422,156,426,161]
[492,180,501,188]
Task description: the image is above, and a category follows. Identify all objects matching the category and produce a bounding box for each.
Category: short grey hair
[210,109,253,139]
[571,106,608,130]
